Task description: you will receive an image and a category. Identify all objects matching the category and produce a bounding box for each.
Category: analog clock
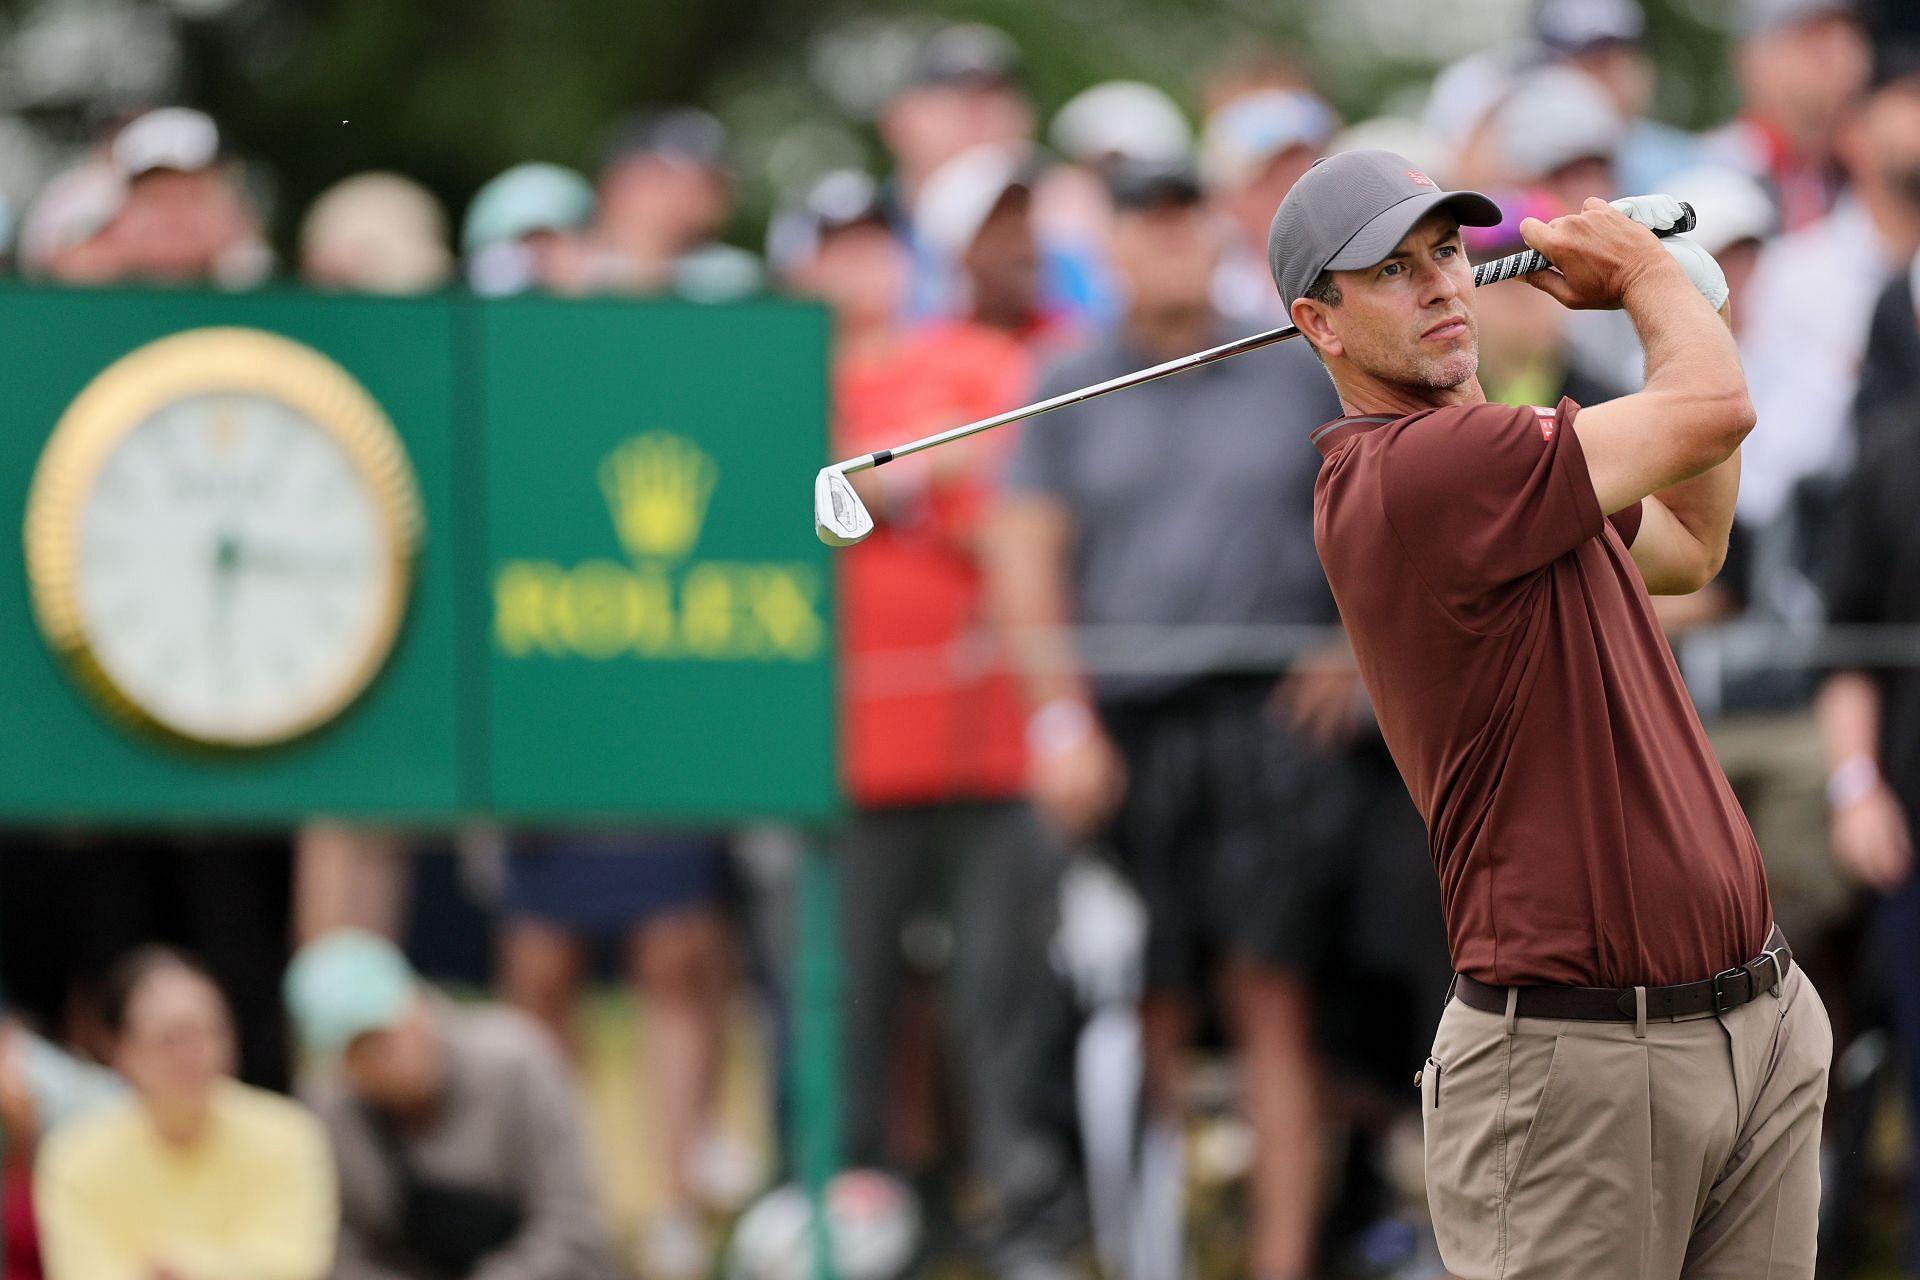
[23,327,423,749]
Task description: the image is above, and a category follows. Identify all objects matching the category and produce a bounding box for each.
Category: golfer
[1269,149,1831,1279]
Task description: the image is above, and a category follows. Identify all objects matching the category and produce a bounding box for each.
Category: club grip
[1472,200,1698,287]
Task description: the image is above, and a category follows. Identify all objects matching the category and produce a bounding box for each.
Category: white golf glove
[1609,193,1689,234]
[1610,193,1729,311]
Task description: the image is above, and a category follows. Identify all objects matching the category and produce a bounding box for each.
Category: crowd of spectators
[7,1,1920,1278]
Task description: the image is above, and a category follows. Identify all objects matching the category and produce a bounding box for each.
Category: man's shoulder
[218,1078,328,1142]
[39,1092,143,1168]
[1035,330,1131,392]
[441,1000,565,1075]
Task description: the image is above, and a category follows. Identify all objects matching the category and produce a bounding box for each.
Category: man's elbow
[1669,389,1755,475]
[1706,386,1757,455]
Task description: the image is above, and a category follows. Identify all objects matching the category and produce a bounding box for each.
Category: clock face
[25,329,421,749]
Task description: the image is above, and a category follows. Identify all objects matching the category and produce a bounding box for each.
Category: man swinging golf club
[1274,149,1831,1278]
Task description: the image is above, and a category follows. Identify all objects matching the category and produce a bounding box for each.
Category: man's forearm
[1817,670,1883,769]
[983,501,1091,710]
[1642,300,1745,566]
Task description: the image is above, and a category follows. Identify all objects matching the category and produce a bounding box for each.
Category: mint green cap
[284,929,416,1055]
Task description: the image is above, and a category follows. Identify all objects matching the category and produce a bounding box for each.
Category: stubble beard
[1379,321,1479,392]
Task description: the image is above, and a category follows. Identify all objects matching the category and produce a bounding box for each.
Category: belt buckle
[1711,967,1747,1015]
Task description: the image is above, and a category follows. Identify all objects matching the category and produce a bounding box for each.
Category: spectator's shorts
[502,832,732,936]
[1097,676,1362,993]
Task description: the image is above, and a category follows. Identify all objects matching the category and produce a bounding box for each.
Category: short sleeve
[1608,500,1644,548]
[1377,397,1604,617]
[1002,362,1084,499]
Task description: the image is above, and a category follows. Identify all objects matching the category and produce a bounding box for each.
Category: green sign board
[478,297,836,821]
[0,286,836,825]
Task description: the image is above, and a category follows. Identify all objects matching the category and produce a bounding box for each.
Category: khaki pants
[1421,961,1832,1279]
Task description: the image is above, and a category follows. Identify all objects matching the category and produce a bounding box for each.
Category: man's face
[1111,201,1218,315]
[1308,211,1479,392]
[1745,14,1870,137]
[110,168,247,282]
[883,82,1034,180]
[113,968,236,1111]
[963,187,1039,317]
[601,154,728,248]
[1854,87,1920,205]
[799,221,908,330]
[342,1000,443,1114]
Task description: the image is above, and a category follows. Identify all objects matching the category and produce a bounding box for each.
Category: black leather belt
[1451,925,1792,1022]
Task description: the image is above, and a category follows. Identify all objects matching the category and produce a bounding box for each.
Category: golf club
[814,201,1696,546]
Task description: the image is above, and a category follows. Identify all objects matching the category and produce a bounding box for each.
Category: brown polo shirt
[1313,397,1771,988]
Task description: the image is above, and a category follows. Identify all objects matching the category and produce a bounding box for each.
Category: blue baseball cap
[284,930,416,1056]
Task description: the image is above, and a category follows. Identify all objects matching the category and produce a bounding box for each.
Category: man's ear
[1290,296,1343,360]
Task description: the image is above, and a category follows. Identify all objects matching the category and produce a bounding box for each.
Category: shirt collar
[1311,413,1397,456]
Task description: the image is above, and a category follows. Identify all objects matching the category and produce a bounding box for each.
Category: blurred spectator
[1048,81,1191,173]
[1199,44,1315,117]
[769,171,905,359]
[461,163,596,296]
[1423,42,1535,187]
[104,107,272,287]
[497,830,750,1280]
[301,173,453,294]
[1706,0,1871,230]
[285,931,622,1280]
[1490,65,1623,212]
[1739,70,1920,534]
[878,25,1033,219]
[589,109,761,301]
[0,1017,124,1280]
[35,948,335,1280]
[786,166,1080,1278]
[17,165,126,284]
[1038,80,1191,308]
[881,26,1107,326]
[1199,89,1338,322]
[1816,283,1920,1274]
[915,143,1071,348]
[1534,0,1701,193]
[990,161,1349,1280]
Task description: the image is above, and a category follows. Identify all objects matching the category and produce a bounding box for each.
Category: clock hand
[210,531,240,701]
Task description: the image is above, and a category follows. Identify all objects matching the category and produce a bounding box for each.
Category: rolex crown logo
[600,432,717,562]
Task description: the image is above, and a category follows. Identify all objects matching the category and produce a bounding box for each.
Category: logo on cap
[1406,170,1435,188]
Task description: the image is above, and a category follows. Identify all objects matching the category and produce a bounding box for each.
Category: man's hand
[1030,729,1127,840]
[1519,197,1680,311]
[1273,645,1366,749]
[1832,780,1915,892]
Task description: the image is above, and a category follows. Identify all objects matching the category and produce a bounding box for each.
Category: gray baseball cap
[1267,149,1501,310]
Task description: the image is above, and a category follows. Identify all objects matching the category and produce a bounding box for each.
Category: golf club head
[814,467,875,546]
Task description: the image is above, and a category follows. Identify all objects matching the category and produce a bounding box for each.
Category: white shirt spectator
[1737,195,1905,524]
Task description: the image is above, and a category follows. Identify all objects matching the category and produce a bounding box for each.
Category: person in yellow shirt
[35,946,337,1280]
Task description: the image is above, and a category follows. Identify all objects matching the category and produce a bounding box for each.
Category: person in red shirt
[776,169,1079,1277]
[1271,151,1830,1277]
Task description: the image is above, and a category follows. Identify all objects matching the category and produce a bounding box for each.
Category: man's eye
[1379,262,1404,278]
[1435,244,1458,259]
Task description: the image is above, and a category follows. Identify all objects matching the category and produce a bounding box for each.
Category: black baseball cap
[1108,159,1203,211]
[1267,149,1501,309]
[599,108,730,174]
[906,24,1021,90]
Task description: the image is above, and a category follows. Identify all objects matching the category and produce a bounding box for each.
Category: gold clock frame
[22,327,424,750]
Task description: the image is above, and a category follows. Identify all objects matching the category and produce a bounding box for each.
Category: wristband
[1027,698,1096,758]
[1828,755,1881,811]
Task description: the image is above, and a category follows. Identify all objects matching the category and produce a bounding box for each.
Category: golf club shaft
[828,204,1695,475]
